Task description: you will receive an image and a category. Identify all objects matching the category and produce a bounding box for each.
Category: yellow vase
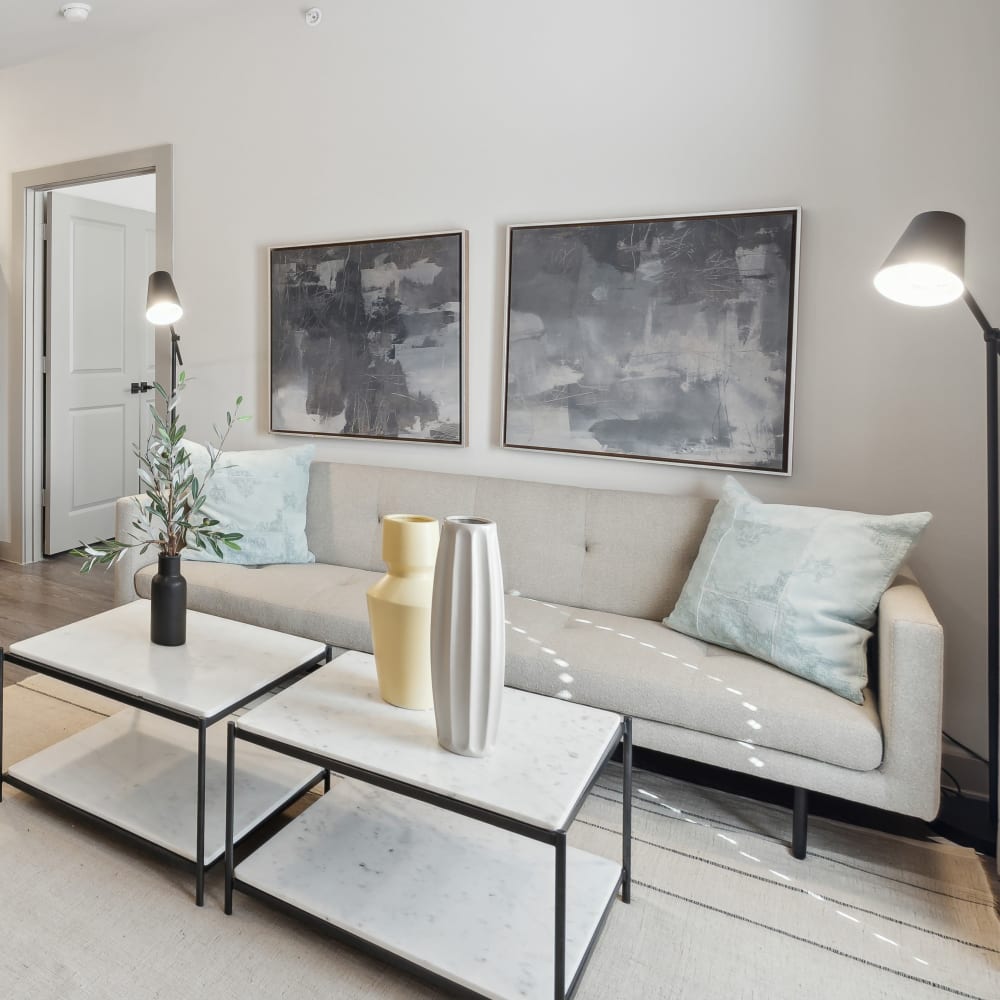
[366,514,440,709]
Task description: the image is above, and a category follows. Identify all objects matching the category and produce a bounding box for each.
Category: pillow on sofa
[182,440,316,565]
[664,477,931,703]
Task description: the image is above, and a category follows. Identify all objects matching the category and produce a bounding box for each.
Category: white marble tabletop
[8,601,327,720]
[237,650,623,830]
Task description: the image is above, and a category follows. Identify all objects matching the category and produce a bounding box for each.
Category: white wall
[1,0,998,755]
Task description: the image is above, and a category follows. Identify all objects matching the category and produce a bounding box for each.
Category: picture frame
[502,208,800,474]
[269,230,467,445]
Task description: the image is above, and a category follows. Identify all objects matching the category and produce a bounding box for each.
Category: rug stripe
[631,877,992,1000]
[591,786,995,908]
[579,815,1000,955]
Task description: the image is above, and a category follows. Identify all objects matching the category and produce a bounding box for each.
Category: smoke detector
[60,3,92,21]
[304,7,322,26]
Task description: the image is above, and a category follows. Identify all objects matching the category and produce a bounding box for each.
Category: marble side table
[1,600,331,905]
[225,650,632,1000]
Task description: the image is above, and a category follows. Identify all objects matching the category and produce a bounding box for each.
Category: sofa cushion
[504,596,883,772]
[304,463,715,620]
[183,441,315,565]
[136,561,883,773]
[136,561,379,652]
[665,477,931,704]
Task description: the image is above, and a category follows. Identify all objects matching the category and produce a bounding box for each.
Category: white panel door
[45,192,156,554]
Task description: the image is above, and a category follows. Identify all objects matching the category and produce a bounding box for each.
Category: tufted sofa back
[305,462,715,622]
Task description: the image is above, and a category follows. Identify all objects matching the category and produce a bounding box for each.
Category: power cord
[941,766,963,799]
[940,732,988,803]
[943,731,989,765]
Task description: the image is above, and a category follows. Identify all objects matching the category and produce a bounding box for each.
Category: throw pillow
[182,440,316,565]
[664,477,931,703]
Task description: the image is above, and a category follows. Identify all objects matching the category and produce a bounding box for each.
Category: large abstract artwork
[503,209,799,473]
[270,231,466,444]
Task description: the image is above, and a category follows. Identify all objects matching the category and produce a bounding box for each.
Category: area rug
[1,678,998,1000]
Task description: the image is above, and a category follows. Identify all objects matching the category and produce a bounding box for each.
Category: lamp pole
[170,326,184,427]
[965,290,1000,830]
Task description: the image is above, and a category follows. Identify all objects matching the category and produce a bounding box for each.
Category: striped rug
[2,677,998,999]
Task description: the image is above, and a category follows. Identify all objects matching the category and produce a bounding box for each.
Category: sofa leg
[792,787,808,859]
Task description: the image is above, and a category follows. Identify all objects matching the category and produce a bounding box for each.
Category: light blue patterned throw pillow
[182,441,315,565]
[665,478,931,703]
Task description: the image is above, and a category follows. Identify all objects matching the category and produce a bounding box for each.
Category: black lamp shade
[146,270,183,325]
[874,211,966,307]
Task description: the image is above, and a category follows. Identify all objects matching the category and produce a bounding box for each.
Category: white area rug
[2,678,998,1000]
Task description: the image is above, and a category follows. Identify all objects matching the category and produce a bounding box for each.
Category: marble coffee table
[0,600,331,905]
[225,650,632,1000]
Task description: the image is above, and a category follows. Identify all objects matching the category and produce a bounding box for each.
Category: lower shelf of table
[6,709,324,865]
[233,778,622,1000]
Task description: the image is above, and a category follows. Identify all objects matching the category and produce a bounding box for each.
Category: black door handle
[130,381,153,394]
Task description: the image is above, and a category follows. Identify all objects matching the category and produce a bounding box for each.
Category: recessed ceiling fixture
[305,7,322,26]
[59,3,92,21]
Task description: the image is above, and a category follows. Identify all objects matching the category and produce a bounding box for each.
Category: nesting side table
[1,601,332,905]
[225,650,632,1000]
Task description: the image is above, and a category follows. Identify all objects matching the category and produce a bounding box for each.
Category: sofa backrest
[306,462,715,622]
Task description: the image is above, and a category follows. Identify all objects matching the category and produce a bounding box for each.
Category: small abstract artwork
[503,209,799,473]
[270,231,466,444]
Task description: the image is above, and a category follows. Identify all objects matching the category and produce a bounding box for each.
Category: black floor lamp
[875,211,998,849]
[145,269,185,408]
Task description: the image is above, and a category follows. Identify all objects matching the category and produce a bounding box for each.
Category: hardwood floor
[0,554,116,686]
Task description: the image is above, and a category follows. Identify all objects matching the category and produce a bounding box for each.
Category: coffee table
[225,650,632,1000]
[0,600,331,905]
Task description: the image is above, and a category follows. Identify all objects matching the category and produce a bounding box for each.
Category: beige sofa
[115,461,944,856]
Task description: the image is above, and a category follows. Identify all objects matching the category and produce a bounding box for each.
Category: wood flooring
[0,554,116,686]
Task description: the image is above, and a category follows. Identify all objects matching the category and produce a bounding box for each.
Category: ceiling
[0,0,291,71]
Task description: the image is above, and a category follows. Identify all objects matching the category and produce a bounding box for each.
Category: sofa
[115,461,944,856]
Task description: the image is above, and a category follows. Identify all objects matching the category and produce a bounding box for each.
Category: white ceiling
[0,0,291,70]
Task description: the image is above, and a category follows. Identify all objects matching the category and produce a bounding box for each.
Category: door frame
[2,145,173,565]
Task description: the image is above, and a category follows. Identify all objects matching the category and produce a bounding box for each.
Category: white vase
[430,516,505,757]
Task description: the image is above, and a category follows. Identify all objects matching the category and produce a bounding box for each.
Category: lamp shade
[146,270,183,325]
[874,211,966,307]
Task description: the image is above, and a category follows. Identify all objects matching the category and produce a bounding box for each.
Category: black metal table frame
[0,642,333,906]
[225,714,632,1000]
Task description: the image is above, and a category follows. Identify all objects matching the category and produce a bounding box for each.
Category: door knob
[130,381,153,394]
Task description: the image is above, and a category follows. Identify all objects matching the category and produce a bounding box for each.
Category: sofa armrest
[114,495,158,605]
[875,570,945,820]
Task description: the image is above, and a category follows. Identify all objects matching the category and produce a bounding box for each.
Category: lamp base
[931,794,996,857]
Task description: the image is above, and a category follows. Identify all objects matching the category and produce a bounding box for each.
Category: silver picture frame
[269,230,468,446]
[502,208,800,474]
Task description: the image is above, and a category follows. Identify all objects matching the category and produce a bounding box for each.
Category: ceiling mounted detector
[59,3,92,22]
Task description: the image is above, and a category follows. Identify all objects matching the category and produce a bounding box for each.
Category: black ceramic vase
[150,553,187,646]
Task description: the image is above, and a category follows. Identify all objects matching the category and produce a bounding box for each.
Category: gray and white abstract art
[270,232,465,444]
[503,210,798,472]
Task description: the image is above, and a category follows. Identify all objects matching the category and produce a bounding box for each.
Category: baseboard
[942,745,990,801]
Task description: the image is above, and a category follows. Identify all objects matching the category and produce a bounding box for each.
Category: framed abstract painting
[503,208,799,473]
[270,230,466,444]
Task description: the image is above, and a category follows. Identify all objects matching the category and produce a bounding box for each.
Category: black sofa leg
[792,787,808,859]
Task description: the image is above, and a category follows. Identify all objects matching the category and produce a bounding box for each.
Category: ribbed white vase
[430,516,505,757]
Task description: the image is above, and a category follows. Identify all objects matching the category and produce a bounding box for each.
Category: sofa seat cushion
[136,561,381,652]
[503,596,883,772]
[135,564,883,772]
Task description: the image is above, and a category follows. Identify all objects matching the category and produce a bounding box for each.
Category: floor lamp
[145,269,185,414]
[875,211,998,847]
